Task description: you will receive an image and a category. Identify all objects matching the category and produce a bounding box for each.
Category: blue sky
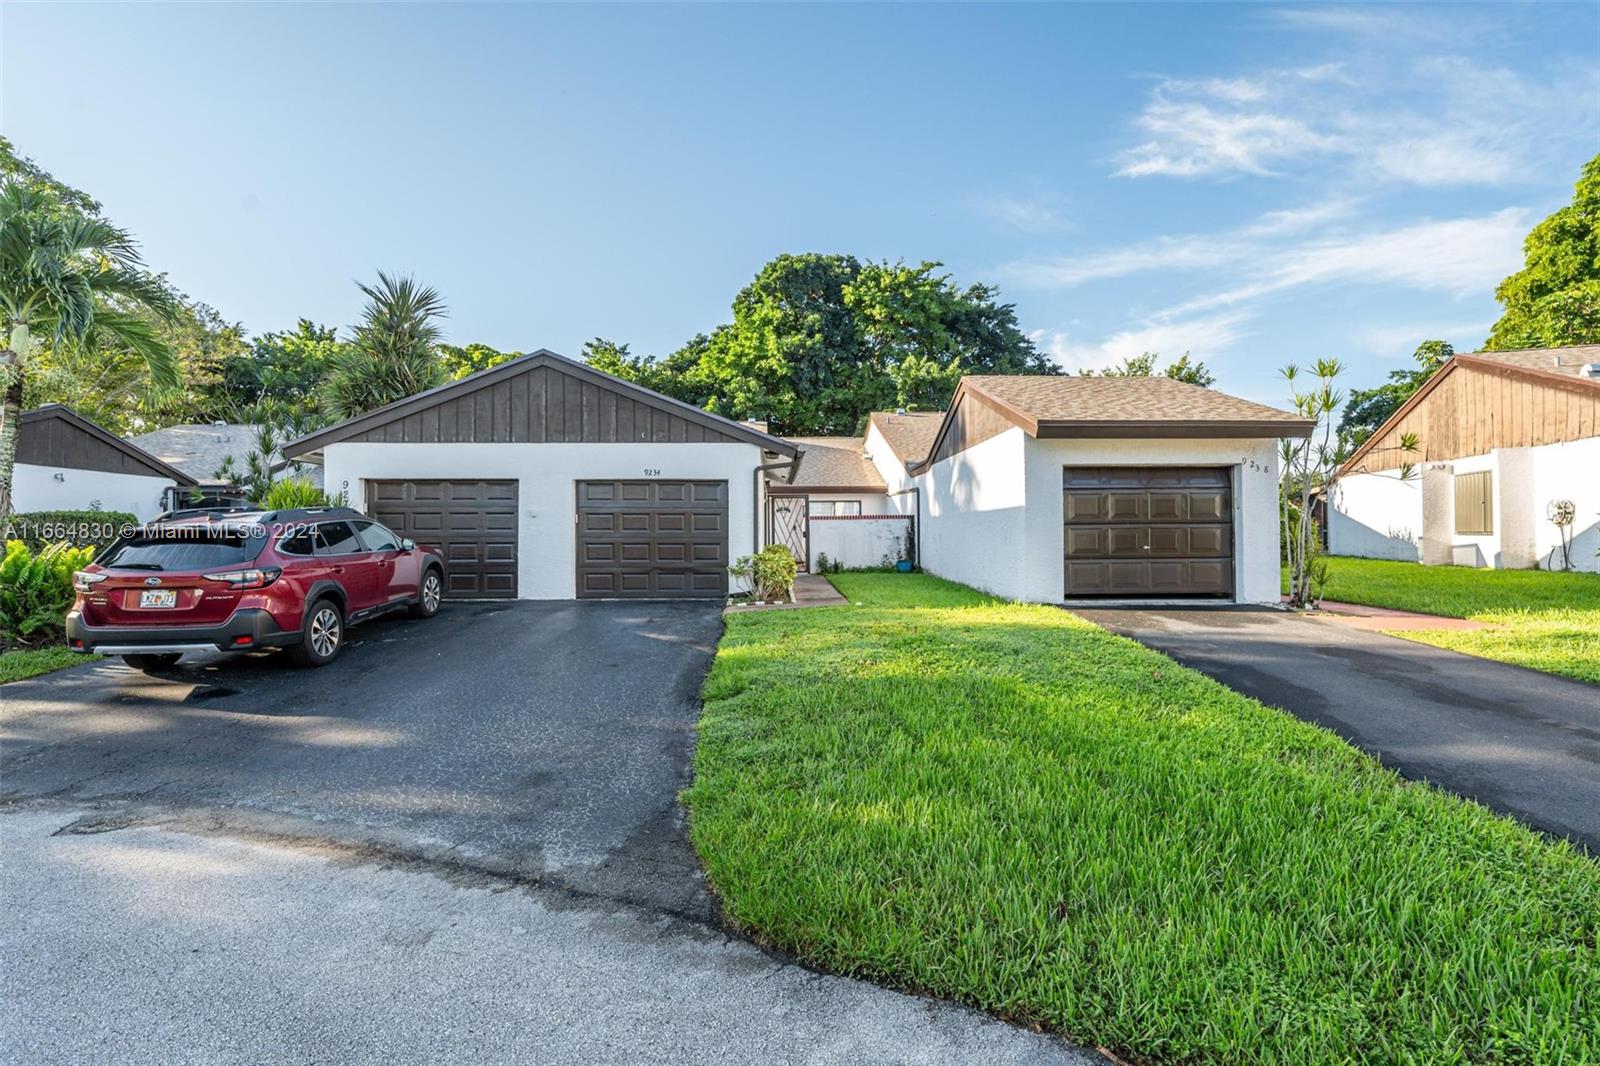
[3,3,1596,405]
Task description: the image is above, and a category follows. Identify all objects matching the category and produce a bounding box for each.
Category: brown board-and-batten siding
[923,392,1019,468]
[1347,358,1600,474]
[344,365,747,447]
[16,406,194,483]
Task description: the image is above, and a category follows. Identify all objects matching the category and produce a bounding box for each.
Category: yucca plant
[320,272,447,421]
[0,539,93,644]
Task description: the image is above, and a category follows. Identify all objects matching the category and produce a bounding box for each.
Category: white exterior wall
[1532,436,1600,573]
[12,463,174,522]
[909,427,1031,600]
[1329,436,1600,572]
[1327,471,1423,562]
[810,516,914,569]
[1024,436,1283,604]
[322,441,766,599]
[864,423,916,510]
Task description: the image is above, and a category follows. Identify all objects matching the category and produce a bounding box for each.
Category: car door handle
[331,565,345,573]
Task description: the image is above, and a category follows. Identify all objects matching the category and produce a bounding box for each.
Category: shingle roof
[868,411,944,466]
[782,437,887,491]
[1459,345,1600,381]
[129,424,323,488]
[962,375,1310,428]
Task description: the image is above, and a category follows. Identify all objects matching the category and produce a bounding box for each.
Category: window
[808,500,863,517]
[314,521,365,556]
[1454,471,1493,535]
[354,520,401,552]
[277,529,316,556]
[99,527,266,571]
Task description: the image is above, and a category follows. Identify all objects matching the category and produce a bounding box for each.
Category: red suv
[66,507,447,669]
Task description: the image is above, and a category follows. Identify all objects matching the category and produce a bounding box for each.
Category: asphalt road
[1,602,1095,1065]
[1076,605,1600,854]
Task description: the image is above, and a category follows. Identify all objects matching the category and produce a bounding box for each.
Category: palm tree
[0,184,179,520]
[320,272,447,421]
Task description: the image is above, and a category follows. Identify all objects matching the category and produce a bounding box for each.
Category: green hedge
[4,510,138,551]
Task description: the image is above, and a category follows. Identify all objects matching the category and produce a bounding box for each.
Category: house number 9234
[643,468,661,477]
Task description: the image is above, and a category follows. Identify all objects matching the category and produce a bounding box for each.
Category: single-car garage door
[576,480,728,599]
[1063,467,1233,597]
[368,480,518,599]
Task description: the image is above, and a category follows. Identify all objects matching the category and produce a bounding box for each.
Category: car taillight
[201,567,282,589]
[73,571,107,592]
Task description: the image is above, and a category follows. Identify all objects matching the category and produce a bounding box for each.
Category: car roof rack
[255,506,365,523]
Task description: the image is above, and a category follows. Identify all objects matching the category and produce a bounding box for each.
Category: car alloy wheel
[309,605,341,658]
[422,572,441,612]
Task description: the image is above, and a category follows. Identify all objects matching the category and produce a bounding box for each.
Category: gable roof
[909,375,1313,474]
[1337,348,1600,477]
[18,405,197,485]
[281,348,798,459]
[1461,344,1600,379]
[867,410,944,467]
[773,437,887,493]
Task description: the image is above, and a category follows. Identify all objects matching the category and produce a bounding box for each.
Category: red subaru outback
[66,507,446,669]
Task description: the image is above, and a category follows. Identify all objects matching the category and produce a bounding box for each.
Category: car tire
[122,653,182,671]
[289,598,345,668]
[410,567,443,618]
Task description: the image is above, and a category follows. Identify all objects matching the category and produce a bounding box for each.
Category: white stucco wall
[11,463,175,523]
[1024,436,1283,604]
[911,426,1030,600]
[864,423,916,509]
[810,516,914,570]
[1327,471,1423,562]
[321,441,766,599]
[1532,436,1600,573]
[1331,436,1600,572]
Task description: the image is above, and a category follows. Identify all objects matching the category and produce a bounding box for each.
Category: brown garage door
[1063,467,1232,597]
[576,480,728,599]
[367,480,518,599]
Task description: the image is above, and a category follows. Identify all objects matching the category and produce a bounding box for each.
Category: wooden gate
[765,495,810,572]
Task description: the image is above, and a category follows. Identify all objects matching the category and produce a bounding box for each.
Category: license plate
[139,590,178,608]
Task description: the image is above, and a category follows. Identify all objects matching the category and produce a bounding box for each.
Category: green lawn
[686,572,1600,1064]
[0,644,81,684]
[1295,556,1600,684]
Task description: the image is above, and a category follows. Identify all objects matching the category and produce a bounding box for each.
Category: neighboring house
[858,377,1311,604]
[130,422,325,510]
[769,435,910,570]
[1330,345,1600,573]
[282,349,799,600]
[12,405,195,521]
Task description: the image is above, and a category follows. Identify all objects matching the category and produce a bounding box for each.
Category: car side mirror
[400,538,416,551]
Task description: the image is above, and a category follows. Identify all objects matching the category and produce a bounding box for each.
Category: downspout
[754,452,800,555]
[885,485,921,568]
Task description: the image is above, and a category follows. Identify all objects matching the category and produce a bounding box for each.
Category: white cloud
[974,194,1067,233]
[1115,93,1334,178]
[1161,208,1532,318]
[1033,309,1253,373]
[1113,50,1596,187]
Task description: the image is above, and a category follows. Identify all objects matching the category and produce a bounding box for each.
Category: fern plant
[0,540,93,644]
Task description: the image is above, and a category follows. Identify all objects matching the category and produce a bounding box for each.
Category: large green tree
[1336,340,1452,450]
[320,273,447,421]
[217,319,346,434]
[1485,153,1600,350]
[440,342,521,380]
[1080,350,1215,387]
[0,179,179,520]
[587,254,1053,435]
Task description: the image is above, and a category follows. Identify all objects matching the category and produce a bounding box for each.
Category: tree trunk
[0,345,22,527]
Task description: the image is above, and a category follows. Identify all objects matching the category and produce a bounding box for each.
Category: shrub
[0,540,94,646]
[730,544,799,601]
[262,477,345,510]
[4,509,137,551]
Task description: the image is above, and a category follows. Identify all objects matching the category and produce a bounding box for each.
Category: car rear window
[314,521,365,556]
[98,527,266,571]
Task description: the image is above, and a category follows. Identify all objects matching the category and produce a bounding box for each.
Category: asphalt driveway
[1076,606,1600,855]
[1,602,1092,1065]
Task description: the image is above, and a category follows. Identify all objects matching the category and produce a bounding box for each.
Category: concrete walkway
[1075,605,1600,854]
[725,573,848,613]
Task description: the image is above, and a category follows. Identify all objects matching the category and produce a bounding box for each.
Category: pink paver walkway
[1282,596,1486,631]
